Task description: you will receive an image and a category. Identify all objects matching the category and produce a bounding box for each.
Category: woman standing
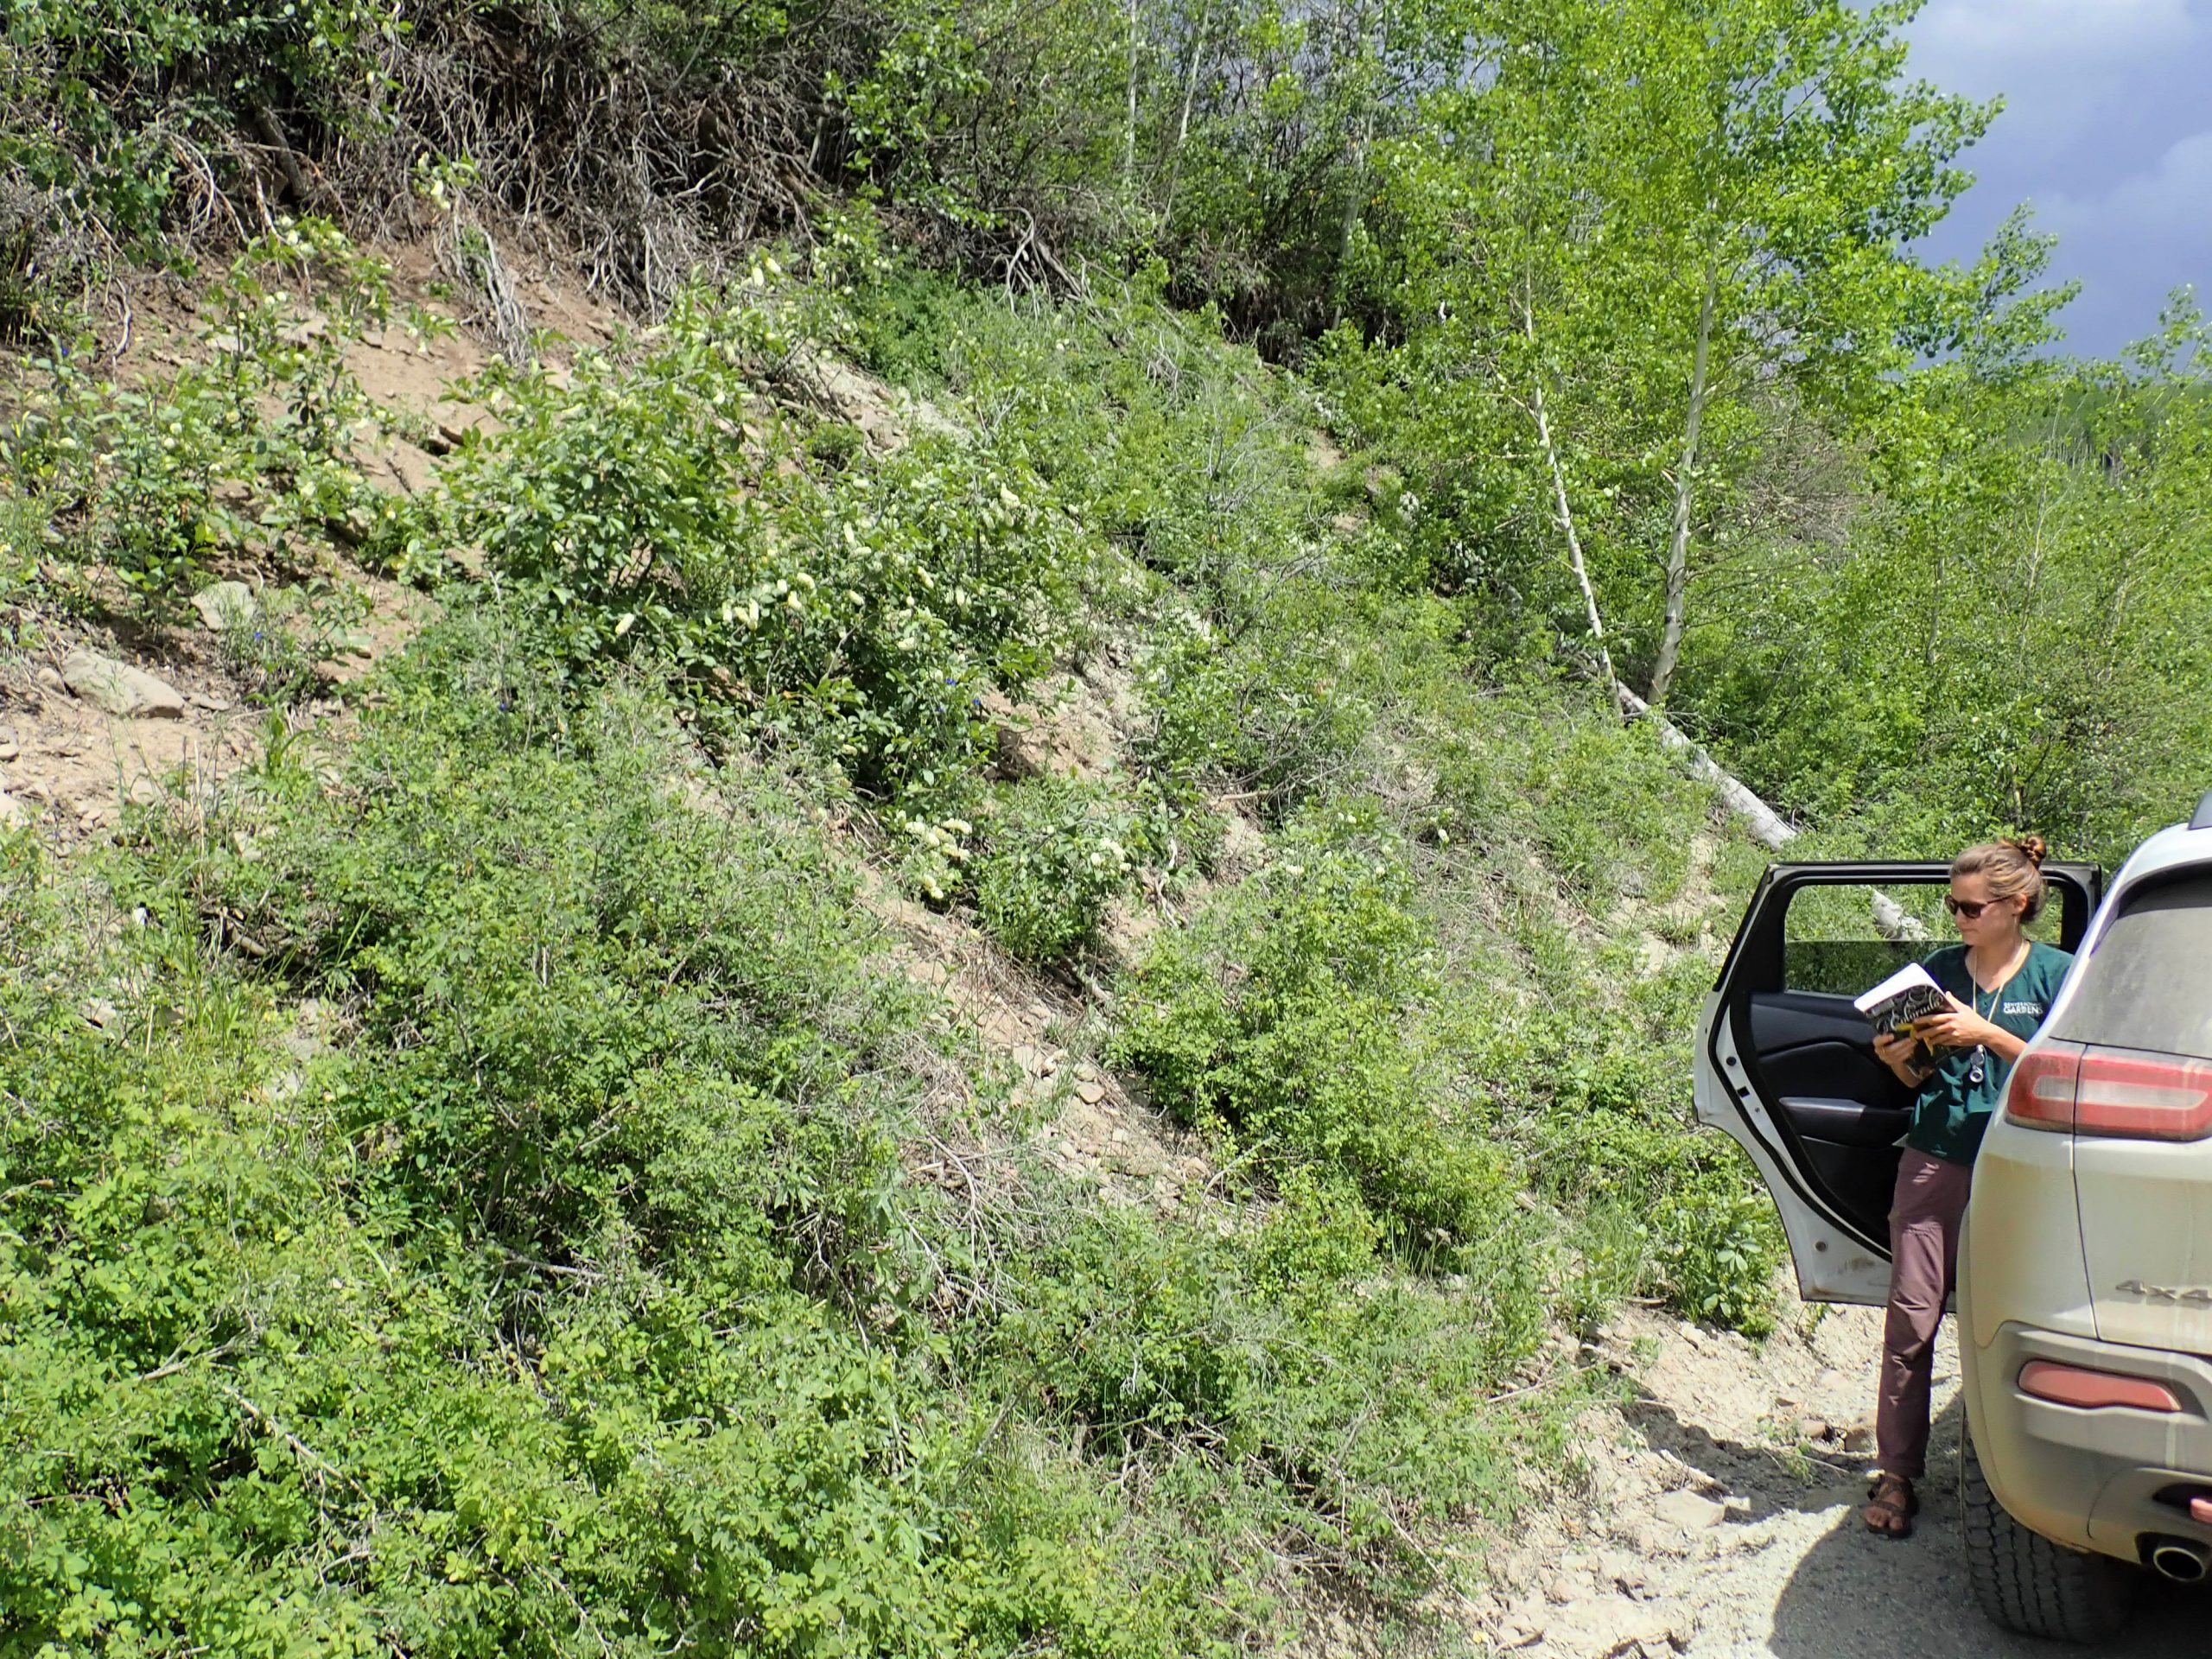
[1861,836,2072,1539]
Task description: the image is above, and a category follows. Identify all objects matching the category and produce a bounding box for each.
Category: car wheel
[1961,1426,2134,1643]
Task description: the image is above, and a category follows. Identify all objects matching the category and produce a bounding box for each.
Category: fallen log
[1616,684,1928,944]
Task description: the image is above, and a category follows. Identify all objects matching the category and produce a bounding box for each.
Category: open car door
[1694,861,2104,1306]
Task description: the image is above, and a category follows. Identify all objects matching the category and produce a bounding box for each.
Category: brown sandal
[1863,1473,1917,1539]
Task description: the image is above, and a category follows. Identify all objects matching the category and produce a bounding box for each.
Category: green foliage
[995,1187,1546,1566]
[971,775,1143,963]
[856,265,1782,1333]
[410,284,1079,804]
[5,582,1615,1652]
[0,626,1243,1657]
[1675,307,2212,864]
[1,0,403,327]
[215,579,374,708]
[1,220,395,611]
[1116,804,1510,1251]
[33,1,2212,1648]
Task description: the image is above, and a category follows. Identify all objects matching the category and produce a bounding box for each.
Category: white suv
[1694,800,2212,1641]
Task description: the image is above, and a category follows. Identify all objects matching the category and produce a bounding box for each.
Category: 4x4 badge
[2114,1279,2212,1306]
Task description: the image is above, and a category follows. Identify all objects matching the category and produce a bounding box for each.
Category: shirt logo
[2002,1001,2044,1017]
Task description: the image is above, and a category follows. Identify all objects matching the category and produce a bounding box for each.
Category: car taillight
[2005,1042,2212,1141]
[2004,1043,2083,1132]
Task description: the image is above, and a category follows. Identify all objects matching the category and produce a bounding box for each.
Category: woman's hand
[1913,993,2006,1054]
[1873,1029,1931,1086]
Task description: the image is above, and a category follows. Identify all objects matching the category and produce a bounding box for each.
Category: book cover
[1853,962,1951,1042]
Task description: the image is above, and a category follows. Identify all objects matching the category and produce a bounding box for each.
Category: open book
[1853,962,1951,1041]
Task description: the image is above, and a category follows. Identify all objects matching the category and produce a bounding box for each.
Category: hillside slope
[3,231,1792,1656]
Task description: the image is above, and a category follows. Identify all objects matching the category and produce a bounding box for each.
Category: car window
[1781,880,2064,997]
[1782,883,1937,995]
[2049,872,2212,1059]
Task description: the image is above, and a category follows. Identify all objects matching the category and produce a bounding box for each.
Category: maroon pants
[1875,1147,1974,1481]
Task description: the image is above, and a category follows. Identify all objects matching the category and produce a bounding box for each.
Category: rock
[277,1002,330,1063]
[80,997,118,1029]
[1841,1423,1874,1453]
[1544,1575,1580,1605]
[1606,1552,1653,1596]
[1795,1415,1831,1442]
[0,727,16,761]
[0,790,29,829]
[35,665,67,698]
[1076,1079,1107,1104]
[1216,807,1266,870]
[60,650,186,720]
[1653,1491,1727,1533]
[189,691,235,712]
[189,581,257,632]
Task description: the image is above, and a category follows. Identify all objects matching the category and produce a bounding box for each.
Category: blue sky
[1898,0,2211,357]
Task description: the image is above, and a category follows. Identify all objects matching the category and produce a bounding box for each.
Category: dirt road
[1476,1297,2205,1657]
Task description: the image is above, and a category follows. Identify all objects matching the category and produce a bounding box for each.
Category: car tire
[1961,1426,2134,1643]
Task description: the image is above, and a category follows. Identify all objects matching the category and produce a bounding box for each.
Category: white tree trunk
[1516,296,1618,701]
[1647,266,1717,708]
[1160,0,1213,230]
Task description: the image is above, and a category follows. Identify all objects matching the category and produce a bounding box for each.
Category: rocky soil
[1466,1295,2205,1658]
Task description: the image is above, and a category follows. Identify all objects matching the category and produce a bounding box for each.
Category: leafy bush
[1,622,1256,1657]
[971,774,1145,963]
[412,285,1081,804]
[992,1179,1549,1573]
[1,220,395,610]
[1115,805,1510,1251]
[0,594,1603,1654]
[215,638,923,1297]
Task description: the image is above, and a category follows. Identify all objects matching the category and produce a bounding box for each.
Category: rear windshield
[2050,873,2212,1058]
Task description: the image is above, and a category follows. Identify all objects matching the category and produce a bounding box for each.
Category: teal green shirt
[1907,941,2074,1166]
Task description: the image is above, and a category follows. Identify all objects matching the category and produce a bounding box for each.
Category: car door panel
[1777,1098,1912,1148]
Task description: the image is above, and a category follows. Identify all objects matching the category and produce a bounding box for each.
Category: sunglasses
[1944,895,2008,919]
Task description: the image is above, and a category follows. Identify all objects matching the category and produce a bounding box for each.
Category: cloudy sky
[1897,0,2210,357]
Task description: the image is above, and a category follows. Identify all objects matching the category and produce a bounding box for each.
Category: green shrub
[971,775,1145,963]
[1115,805,1510,1251]
[1,220,394,610]
[217,647,924,1298]
[1137,607,1373,817]
[412,284,1082,804]
[993,1179,1544,1575]
[2,0,402,271]
[0,623,1262,1657]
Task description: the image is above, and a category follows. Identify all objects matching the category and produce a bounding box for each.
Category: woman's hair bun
[2004,834,2049,868]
